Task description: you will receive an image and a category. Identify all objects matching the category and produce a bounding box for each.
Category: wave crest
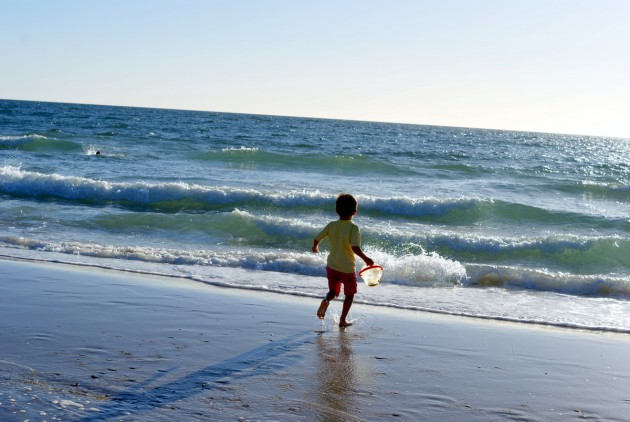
[0,134,81,152]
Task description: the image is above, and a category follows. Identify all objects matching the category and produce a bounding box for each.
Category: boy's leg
[317,299,329,319]
[339,294,354,327]
[318,268,341,319]
[317,291,337,319]
[339,270,357,327]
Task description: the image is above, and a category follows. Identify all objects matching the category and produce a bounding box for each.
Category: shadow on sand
[75,330,317,421]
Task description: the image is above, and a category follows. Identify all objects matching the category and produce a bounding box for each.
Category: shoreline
[1,257,630,421]
[3,250,628,335]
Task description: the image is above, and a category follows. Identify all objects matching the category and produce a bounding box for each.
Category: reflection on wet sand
[312,331,361,421]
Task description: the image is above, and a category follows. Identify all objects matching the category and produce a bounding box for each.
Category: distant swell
[578,181,630,202]
[0,166,490,217]
[0,134,82,152]
[3,166,627,232]
[196,147,408,175]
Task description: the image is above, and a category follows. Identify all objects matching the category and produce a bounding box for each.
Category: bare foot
[339,320,353,327]
[317,300,329,319]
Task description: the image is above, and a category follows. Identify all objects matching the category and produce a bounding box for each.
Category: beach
[1,257,629,421]
[3,100,630,333]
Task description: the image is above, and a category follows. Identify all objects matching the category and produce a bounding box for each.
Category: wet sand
[1,257,629,421]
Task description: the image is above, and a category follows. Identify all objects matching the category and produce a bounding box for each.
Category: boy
[312,193,373,327]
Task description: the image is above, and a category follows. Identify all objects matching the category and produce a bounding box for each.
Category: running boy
[312,193,373,327]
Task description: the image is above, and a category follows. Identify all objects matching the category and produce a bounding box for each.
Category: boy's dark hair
[336,193,358,218]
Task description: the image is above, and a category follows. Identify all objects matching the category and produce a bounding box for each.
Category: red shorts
[326,267,358,296]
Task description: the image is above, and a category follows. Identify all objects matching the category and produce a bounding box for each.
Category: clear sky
[2,0,629,138]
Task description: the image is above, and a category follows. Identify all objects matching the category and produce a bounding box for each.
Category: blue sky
[2,0,629,138]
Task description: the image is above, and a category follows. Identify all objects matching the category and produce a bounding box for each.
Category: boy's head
[336,193,358,218]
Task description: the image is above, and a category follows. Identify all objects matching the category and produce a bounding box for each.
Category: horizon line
[3,97,628,141]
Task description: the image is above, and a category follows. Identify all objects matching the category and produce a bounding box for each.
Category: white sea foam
[467,264,630,297]
[83,145,100,156]
[82,145,125,158]
[221,146,259,152]
[0,134,48,145]
[371,250,467,286]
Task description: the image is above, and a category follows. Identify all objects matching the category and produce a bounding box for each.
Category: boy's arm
[313,224,329,253]
[352,246,374,267]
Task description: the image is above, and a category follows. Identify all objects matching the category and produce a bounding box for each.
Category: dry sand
[1,257,629,421]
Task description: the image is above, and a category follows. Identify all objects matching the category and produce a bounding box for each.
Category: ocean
[1,99,629,332]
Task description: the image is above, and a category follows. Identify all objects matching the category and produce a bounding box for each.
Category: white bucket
[359,264,383,287]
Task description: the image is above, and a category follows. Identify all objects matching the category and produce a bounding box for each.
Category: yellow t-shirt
[315,219,361,274]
